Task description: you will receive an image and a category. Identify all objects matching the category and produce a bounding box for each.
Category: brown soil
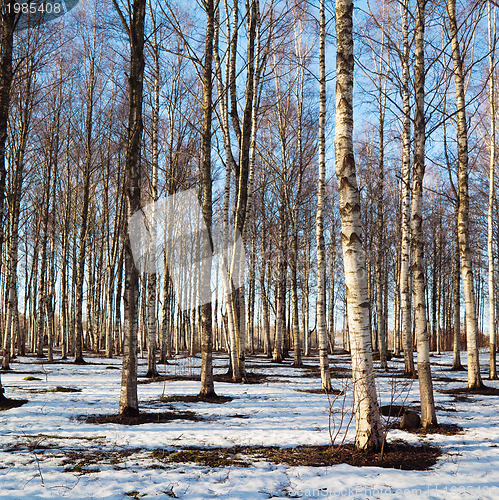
[439,386,499,396]
[152,448,251,468]
[81,411,202,425]
[0,398,28,411]
[430,376,457,383]
[376,371,409,378]
[59,441,441,471]
[214,372,268,384]
[53,386,81,393]
[137,375,195,384]
[152,443,441,470]
[158,395,233,404]
[62,449,137,474]
[400,424,463,436]
[23,387,81,394]
[137,372,268,385]
[295,388,343,395]
[1,370,44,375]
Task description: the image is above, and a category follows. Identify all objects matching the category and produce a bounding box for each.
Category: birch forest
[2,0,499,496]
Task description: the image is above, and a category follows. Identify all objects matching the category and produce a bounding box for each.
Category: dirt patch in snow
[58,442,442,471]
[302,366,351,379]
[137,371,269,385]
[254,443,441,469]
[158,395,234,404]
[400,423,464,436]
[81,410,202,425]
[213,372,269,384]
[151,443,442,470]
[152,448,251,467]
[137,375,196,384]
[432,376,458,383]
[295,388,343,395]
[439,386,499,396]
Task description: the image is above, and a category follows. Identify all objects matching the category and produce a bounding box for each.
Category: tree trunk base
[355,439,382,452]
[450,364,465,371]
[421,421,438,431]
[74,357,86,365]
[468,381,487,391]
[468,381,486,390]
[145,369,159,378]
[198,389,217,399]
[119,406,139,417]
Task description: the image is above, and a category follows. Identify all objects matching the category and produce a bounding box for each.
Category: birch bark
[399,0,415,378]
[113,0,146,415]
[412,0,437,427]
[316,0,331,391]
[487,0,497,380]
[199,0,216,398]
[447,0,483,389]
[335,0,382,449]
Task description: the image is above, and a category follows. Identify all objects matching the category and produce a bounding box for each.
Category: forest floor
[0,350,498,499]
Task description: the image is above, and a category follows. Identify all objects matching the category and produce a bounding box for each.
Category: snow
[1,351,499,499]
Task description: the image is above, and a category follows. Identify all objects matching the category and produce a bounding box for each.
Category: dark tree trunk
[198,0,216,398]
[113,0,146,416]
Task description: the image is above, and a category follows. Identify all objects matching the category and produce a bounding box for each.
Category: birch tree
[399,0,415,378]
[144,0,160,378]
[446,0,483,390]
[2,36,36,369]
[199,0,216,399]
[214,0,263,381]
[74,12,103,364]
[113,0,146,415]
[0,0,16,399]
[411,0,437,427]
[335,0,382,450]
[316,0,331,391]
[487,0,497,380]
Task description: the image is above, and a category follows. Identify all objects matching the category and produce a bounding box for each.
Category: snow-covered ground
[0,351,498,499]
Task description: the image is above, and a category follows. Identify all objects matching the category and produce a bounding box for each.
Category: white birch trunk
[115,0,146,415]
[447,0,483,389]
[335,0,382,450]
[145,0,160,378]
[488,0,497,380]
[316,0,331,391]
[412,0,437,428]
[399,0,415,378]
